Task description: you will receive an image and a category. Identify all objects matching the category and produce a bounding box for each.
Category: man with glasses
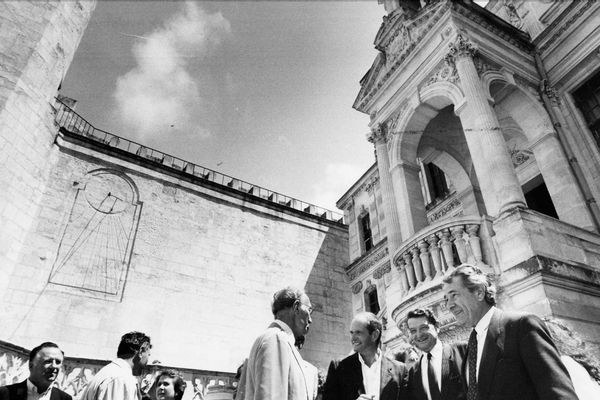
[243,287,313,400]
[80,332,152,400]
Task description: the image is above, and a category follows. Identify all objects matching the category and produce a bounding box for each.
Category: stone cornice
[535,0,595,54]
[345,239,389,281]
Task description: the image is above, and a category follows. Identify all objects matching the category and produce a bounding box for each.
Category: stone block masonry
[1,131,352,373]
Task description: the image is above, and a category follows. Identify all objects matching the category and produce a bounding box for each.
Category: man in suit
[80,332,152,400]
[406,308,466,400]
[0,342,71,400]
[442,264,578,400]
[244,287,313,400]
[322,312,409,400]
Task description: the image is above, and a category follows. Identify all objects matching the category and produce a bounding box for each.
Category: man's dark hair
[443,264,497,306]
[29,342,63,362]
[157,370,187,400]
[407,308,439,328]
[271,287,305,316]
[117,331,151,359]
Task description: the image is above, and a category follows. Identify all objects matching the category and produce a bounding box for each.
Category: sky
[60,0,387,212]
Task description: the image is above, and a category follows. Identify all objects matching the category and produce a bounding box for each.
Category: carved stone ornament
[424,61,459,89]
[365,176,380,194]
[386,102,409,135]
[427,198,462,223]
[347,246,389,280]
[373,261,392,280]
[542,79,561,106]
[352,281,364,294]
[503,0,524,29]
[509,146,534,167]
[445,33,477,65]
[367,123,388,145]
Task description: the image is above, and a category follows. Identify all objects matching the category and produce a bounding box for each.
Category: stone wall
[0,1,96,315]
[0,130,352,373]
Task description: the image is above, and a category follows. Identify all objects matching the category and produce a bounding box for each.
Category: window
[359,213,373,252]
[424,162,450,206]
[522,175,558,219]
[573,70,600,149]
[364,286,380,315]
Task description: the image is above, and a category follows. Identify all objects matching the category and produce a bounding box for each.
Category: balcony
[390,215,497,323]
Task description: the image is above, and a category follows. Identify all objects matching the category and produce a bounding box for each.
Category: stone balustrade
[392,215,495,296]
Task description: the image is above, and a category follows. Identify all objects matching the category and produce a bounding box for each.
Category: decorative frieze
[373,261,392,280]
[423,61,459,88]
[427,198,462,223]
[347,246,389,280]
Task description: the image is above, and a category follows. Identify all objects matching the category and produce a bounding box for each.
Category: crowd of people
[1,264,599,400]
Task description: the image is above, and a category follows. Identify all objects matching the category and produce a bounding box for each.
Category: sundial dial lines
[49,169,142,299]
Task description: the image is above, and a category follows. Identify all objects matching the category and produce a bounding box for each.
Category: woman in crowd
[156,370,187,400]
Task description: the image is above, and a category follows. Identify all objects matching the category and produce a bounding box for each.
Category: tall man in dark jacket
[406,308,466,400]
[442,264,578,400]
[322,312,409,400]
[0,342,71,400]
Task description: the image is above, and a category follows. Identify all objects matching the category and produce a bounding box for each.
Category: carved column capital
[445,33,477,65]
[367,123,388,145]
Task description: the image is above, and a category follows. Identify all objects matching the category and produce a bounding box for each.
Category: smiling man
[442,264,578,400]
[322,312,409,400]
[406,308,466,400]
[0,342,71,400]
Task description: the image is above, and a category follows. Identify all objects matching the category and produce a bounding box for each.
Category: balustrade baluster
[451,225,468,263]
[437,229,454,269]
[411,247,424,284]
[402,253,416,289]
[427,234,443,278]
[395,260,409,295]
[418,240,432,281]
[466,224,484,265]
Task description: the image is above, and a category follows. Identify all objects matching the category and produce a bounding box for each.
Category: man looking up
[244,287,313,400]
[406,308,466,400]
[0,342,71,400]
[442,264,578,400]
[322,312,409,400]
[80,332,152,400]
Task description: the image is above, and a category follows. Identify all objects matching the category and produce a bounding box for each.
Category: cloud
[113,1,231,140]
[310,163,366,211]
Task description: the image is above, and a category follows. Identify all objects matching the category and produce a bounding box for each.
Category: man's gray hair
[442,264,497,306]
[271,287,306,316]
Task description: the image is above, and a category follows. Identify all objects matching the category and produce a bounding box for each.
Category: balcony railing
[392,215,496,296]
[54,98,343,224]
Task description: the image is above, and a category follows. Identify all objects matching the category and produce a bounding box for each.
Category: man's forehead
[36,347,63,359]
[407,316,429,328]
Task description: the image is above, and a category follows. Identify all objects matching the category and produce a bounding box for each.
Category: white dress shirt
[79,358,140,400]
[420,340,443,400]
[358,350,382,400]
[26,379,53,400]
[466,306,496,383]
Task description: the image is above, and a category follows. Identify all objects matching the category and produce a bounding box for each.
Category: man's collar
[113,357,134,374]
[429,339,443,358]
[358,348,381,367]
[474,306,496,335]
[27,379,53,395]
[273,319,296,344]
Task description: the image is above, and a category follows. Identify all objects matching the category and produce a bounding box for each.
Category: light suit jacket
[244,320,309,400]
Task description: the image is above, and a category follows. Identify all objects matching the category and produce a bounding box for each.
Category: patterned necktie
[427,352,442,400]
[467,329,478,400]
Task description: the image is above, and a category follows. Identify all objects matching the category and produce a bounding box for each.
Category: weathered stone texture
[0,1,95,299]
[1,138,352,372]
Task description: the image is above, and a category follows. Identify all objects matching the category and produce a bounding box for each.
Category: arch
[390,81,465,167]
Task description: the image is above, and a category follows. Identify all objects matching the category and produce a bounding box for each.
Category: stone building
[0,1,352,397]
[340,0,600,352]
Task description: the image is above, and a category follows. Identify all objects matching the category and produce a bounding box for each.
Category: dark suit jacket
[0,381,72,400]
[322,352,409,400]
[408,342,467,400]
[468,309,578,400]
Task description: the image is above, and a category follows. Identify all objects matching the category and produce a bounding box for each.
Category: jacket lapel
[350,353,365,395]
[413,355,426,400]
[379,356,393,395]
[477,309,503,400]
[440,343,452,396]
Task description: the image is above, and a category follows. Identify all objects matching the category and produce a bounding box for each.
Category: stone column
[368,124,404,250]
[448,33,526,216]
[390,161,428,239]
